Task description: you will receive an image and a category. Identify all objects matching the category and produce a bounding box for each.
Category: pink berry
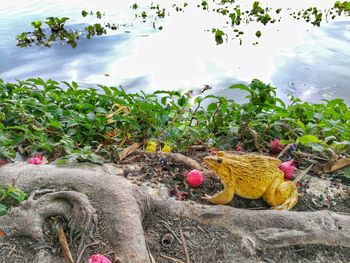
[88,254,112,263]
[235,143,243,152]
[27,155,43,165]
[185,169,204,187]
[0,159,8,166]
[270,139,285,154]
[279,160,295,180]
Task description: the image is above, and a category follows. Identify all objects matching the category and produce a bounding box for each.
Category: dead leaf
[325,157,350,173]
[106,118,116,125]
[250,129,260,150]
[0,229,7,238]
[57,227,74,263]
[41,155,49,164]
[118,142,141,161]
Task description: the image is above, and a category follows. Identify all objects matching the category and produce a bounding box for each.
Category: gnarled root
[0,163,349,262]
[0,163,150,263]
[0,189,97,262]
[148,188,350,251]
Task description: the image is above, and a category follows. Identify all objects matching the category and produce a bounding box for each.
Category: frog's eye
[217,158,223,164]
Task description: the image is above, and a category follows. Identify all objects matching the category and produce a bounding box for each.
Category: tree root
[0,162,349,262]
[148,188,350,253]
[0,162,149,263]
[163,152,215,177]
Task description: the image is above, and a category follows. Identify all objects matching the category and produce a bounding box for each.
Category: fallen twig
[76,241,100,263]
[160,253,185,263]
[250,129,260,151]
[294,163,314,183]
[119,154,142,164]
[277,144,292,159]
[188,145,208,151]
[293,151,329,161]
[164,153,203,170]
[163,152,214,176]
[146,243,157,263]
[8,245,17,257]
[180,229,190,263]
[160,221,182,245]
[94,143,103,153]
[57,227,74,263]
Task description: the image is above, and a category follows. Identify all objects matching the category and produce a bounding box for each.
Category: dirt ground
[122,150,349,263]
[144,211,350,263]
[0,150,349,262]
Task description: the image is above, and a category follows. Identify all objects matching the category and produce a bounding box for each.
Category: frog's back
[231,156,283,199]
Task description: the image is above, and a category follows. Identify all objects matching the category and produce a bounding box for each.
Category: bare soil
[0,150,349,263]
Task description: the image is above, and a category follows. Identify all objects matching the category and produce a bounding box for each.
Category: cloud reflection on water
[0,0,349,104]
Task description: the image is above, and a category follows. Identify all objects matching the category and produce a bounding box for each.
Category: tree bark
[0,162,349,262]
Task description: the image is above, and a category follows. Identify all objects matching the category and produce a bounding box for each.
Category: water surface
[0,0,349,104]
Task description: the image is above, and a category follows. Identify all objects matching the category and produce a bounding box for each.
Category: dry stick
[160,254,185,263]
[8,245,17,256]
[119,154,141,164]
[164,153,204,170]
[294,163,314,183]
[160,221,182,245]
[294,151,329,161]
[277,143,292,159]
[146,243,157,263]
[76,241,100,263]
[179,229,190,263]
[94,143,103,153]
[250,129,260,150]
[57,227,74,263]
[163,152,214,177]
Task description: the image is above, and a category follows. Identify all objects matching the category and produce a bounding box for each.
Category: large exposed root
[0,163,149,263]
[0,163,349,262]
[0,189,96,241]
[148,188,350,253]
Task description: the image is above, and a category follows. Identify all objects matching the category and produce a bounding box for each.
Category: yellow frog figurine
[203,151,298,210]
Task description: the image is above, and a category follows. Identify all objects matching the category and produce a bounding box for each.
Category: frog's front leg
[263,175,298,210]
[203,182,235,205]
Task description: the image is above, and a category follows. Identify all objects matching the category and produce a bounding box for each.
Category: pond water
[1,0,350,104]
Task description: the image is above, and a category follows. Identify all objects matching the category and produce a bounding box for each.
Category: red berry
[270,139,285,154]
[235,143,243,151]
[185,169,204,187]
[0,159,8,166]
[279,160,295,180]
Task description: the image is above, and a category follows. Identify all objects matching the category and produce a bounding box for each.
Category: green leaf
[297,135,320,145]
[7,187,27,203]
[228,84,252,94]
[207,102,218,112]
[48,120,61,129]
[0,204,7,216]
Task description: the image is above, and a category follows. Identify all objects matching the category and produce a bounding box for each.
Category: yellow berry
[161,145,172,153]
[145,144,157,152]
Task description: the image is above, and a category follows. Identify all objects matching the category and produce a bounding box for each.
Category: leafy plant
[0,185,27,216]
[56,146,105,165]
[131,0,350,45]
[0,78,349,163]
[16,12,117,48]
